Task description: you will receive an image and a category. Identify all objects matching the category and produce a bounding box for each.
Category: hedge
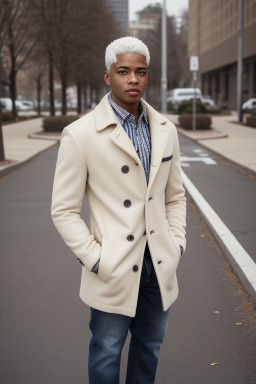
[1,112,13,122]
[177,100,208,115]
[178,114,212,130]
[246,115,256,128]
[43,115,79,132]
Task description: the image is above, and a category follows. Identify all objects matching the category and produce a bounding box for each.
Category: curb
[181,169,256,306]
[28,133,61,141]
[177,127,228,141]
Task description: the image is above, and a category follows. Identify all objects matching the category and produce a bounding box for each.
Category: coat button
[150,230,155,234]
[148,196,153,201]
[121,165,129,173]
[133,265,138,272]
[124,199,131,207]
[127,234,134,241]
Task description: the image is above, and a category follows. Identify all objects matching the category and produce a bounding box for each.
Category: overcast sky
[129,0,189,21]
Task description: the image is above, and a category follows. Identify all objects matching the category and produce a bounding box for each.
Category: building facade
[107,0,129,30]
[188,0,256,109]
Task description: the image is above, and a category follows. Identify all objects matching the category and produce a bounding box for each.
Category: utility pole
[237,0,244,123]
[161,0,167,113]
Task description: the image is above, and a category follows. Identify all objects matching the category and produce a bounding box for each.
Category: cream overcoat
[51,94,186,317]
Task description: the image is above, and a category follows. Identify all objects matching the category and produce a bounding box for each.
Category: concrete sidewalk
[0,118,59,175]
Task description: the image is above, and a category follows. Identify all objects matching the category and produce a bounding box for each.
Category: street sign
[190,56,199,71]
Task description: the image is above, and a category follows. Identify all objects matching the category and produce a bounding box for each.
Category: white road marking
[181,169,256,304]
[181,156,217,165]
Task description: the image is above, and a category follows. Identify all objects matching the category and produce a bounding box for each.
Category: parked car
[20,100,35,111]
[0,97,24,112]
[167,88,203,109]
[242,98,256,112]
[201,95,216,107]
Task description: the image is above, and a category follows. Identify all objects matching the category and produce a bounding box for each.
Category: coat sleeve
[165,125,186,253]
[51,125,101,271]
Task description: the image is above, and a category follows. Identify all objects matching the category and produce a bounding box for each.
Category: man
[51,36,186,384]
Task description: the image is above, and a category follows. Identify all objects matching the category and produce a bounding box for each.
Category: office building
[188,0,256,109]
[107,0,129,30]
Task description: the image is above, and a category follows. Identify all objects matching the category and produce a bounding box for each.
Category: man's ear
[104,71,111,86]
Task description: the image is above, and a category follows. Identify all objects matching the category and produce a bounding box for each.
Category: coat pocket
[97,236,109,282]
[166,220,180,257]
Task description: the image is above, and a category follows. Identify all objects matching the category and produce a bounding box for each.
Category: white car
[167,88,203,109]
[201,95,216,107]
[242,98,256,112]
[20,100,35,111]
[0,97,24,112]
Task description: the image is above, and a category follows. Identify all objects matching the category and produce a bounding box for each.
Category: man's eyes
[117,70,146,75]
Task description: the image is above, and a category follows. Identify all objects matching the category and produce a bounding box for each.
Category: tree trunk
[83,82,87,111]
[9,66,17,120]
[77,82,82,114]
[0,104,5,162]
[9,40,17,120]
[61,74,67,116]
[48,51,55,116]
[37,78,42,116]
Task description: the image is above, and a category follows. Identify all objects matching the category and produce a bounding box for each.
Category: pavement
[0,112,256,305]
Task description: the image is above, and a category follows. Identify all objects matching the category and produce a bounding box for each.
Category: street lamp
[161,0,167,113]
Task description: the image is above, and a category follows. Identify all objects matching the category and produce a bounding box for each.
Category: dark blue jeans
[88,244,171,383]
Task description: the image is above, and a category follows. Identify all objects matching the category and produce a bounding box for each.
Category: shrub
[43,115,79,132]
[246,115,256,128]
[177,100,208,115]
[1,112,13,122]
[206,105,221,114]
[178,114,212,130]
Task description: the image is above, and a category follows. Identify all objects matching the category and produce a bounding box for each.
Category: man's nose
[128,73,138,84]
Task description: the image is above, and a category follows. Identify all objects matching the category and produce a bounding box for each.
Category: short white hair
[105,36,150,71]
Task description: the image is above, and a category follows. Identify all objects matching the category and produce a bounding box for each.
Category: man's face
[104,52,148,111]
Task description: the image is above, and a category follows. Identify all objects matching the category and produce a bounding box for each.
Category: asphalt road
[178,133,256,261]
[0,144,255,384]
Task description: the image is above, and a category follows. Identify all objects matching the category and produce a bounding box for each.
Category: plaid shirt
[91,94,151,274]
[108,93,151,184]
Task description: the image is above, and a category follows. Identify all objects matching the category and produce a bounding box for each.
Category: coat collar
[94,94,170,131]
[94,94,172,192]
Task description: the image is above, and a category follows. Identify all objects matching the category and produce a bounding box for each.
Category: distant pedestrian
[51,36,186,383]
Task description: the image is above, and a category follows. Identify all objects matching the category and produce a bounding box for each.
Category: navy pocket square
[162,155,173,162]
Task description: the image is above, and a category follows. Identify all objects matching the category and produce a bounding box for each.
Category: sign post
[190,56,199,131]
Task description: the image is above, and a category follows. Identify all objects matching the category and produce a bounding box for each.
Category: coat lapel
[145,103,171,191]
[94,95,172,192]
[109,124,140,163]
[95,94,140,162]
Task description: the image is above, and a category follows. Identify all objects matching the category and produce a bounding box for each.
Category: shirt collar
[108,93,148,125]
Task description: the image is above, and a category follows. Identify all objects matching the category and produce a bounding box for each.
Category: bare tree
[1,0,38,119]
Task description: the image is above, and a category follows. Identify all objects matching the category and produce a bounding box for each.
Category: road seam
[181,169,256,306]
